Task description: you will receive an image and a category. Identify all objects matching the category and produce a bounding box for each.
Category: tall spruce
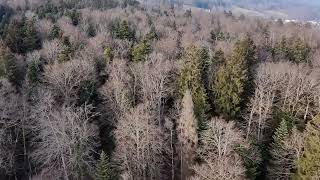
[213,38,255,119]
[0,45,19,85]
[95,151,113,180]
[268,119,295,179]
[27,57,43,86]
[296,115,320,179]
[5,17,41,53]
[131,39,151,62]
[179,46,210,133]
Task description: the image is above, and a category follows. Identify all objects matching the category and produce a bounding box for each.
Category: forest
[0,0,320,179]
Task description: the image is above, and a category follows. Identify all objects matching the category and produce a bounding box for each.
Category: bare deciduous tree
[31,90,98,179]
[130,53,176,124]
[43,58,96,103]
[41,39,66,64]
[114,103,166,180]
[244,62,318,142]
[191,117,247,180]
[0,79,19,175]
[100,58,133,121]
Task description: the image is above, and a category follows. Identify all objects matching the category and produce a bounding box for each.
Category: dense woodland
[0,0,320,179]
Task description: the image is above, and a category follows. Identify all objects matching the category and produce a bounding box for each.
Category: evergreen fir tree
[0,5,14,38]
[131,39,151,62]
[27,58,43,86]
[287,38,310,63]
[212,49,225,67]
[95,151,113,180]
[5,17,41,53]
[68,9,80,26]
[268,119,295,179]
[104,46,114,63]
[179,46,210,132]
[115,20,135,40]
[145,25,158,41]
[0,45,19,85]
[296,115,320,179]
[5,18,24,53]
[48,24,62,40]
[22,19,42,52]
[212,38,255,119]
[58,36,73,63]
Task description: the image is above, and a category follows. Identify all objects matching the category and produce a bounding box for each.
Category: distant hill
[172,0,320,20]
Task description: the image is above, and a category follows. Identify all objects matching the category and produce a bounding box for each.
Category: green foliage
[145,25,158,41]
[5,17,41,54]
[273,37,310,63]
[273,120,289,148]
[58,48,71,63]
[0,45,19,85]
[237,144,262,180]
[296,115,320,179]
[48,24,62,40]
[23,20,42,52]
[287,38,310,63]
[27,58,43,86]
[212,49,225,67]
[78,81,98,105]
[274,111,300,131]
[213,38,255,119]
[36,2,62,21]
[121,0,140,8]
[111,20,135,41]
[86,0,119,9]
[210,30,231,43]
[268,119,295,179]
[95,151,114,180]
[86,21,96,37]
[0,5,14,38]
[67,9,80,26]
[131,40,151,62]
[104,46,114,63]
[179,46,210,132]
[58,36,73,63]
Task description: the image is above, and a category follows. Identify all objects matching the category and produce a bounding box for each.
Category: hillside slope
[181,0,320,20]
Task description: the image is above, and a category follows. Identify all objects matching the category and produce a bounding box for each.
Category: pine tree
[0,5,14,38]
[5,18,24,53]
[23,19,41,52]
[114,20,135,40]
[131,39,151,62]
[104,46,114,63]
[212,49,225,67]
[212,38,255,119]
[86,21,96,37]
[0,45,19,85]
[58,36,73,63]
[145,25,158,41]
[95,151,113,180]
[48,24,62,40]
[27,58,42,86]
[5,17,41,53]
[287,38,310,63]
[67,9,80,26]
[179,46,210,133]
[268,119,295,179]
[296,115,320,179]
